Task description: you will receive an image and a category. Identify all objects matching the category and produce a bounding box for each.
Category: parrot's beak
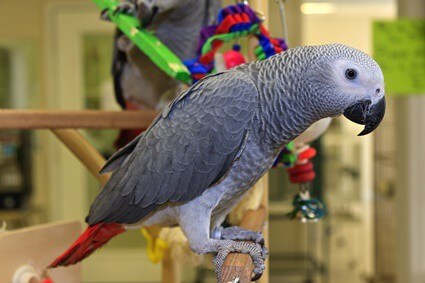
[343,97,386,136]
[138,4,159,28]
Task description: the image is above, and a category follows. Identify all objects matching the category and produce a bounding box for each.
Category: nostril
[376,88,381,94]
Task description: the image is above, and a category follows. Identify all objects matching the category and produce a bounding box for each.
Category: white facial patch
[331,59,382,103]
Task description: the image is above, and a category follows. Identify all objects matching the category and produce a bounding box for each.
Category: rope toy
[141,228,169,263]
[184,3,287,82]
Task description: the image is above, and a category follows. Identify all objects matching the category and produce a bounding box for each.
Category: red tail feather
[48,222,125,268]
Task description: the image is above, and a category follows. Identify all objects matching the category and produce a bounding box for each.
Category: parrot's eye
[345,69,357,80]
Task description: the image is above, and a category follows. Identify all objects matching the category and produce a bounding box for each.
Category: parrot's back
[112,0,222,147]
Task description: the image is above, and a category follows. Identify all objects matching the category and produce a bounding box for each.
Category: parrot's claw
[261,245,269,260]
[101,2,137,21]
[100,9,111,21]
[214,226,265,247]
[213,240,266,282]
[113,2,137,16]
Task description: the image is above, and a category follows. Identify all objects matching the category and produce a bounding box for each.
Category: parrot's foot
[101,2,137,21]
[213,226,265,246]
[213,240,268,282]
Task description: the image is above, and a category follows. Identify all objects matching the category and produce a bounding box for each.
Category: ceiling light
[300,3,337,14]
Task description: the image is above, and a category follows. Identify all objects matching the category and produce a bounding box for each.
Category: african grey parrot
[105,0,221,148]
[49,44,386,281]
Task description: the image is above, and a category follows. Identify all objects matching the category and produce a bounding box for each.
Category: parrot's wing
[99,80,194,173]
[87,71,258,224]
[100,132,143,174]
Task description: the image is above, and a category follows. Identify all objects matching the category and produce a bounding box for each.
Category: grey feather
[87,70,258,224]
[100,132,143,173]
[66,44,384,278]
[112,0,222,110]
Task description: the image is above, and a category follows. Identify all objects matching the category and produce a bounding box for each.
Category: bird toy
[273,141,327,222]
[288,185,326,222]
[92,0,192,84]
[184,3,288,82]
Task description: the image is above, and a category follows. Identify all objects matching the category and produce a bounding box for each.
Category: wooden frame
[0,221,82,283]
[2,1,271,281]
[0,109,268,283]
[0,110,157,129]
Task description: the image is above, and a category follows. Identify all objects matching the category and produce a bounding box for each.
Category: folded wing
[88,71,258,224]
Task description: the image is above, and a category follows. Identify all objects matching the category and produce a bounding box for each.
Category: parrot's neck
[239,55,324,149]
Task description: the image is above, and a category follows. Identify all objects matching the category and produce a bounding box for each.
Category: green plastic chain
[92,0,192,85]
[281,142,297,167]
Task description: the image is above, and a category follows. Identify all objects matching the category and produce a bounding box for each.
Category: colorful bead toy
[184,3,288,82]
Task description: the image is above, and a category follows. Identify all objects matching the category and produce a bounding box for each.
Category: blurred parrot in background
[102,0,222,148]
[49,44,386,281]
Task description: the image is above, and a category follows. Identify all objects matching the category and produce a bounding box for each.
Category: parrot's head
[136,0,191,27]
[300,44,386,136]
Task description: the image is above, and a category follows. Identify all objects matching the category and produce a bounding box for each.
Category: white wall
[301,1,396,282]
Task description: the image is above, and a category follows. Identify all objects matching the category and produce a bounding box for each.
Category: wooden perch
[221,206,267,283]
[0,109,172,281]
[0,109,158,129]
[51,129,111,186]
[0,108,269,283]
[48,128,166,277]
[49,128,162,233]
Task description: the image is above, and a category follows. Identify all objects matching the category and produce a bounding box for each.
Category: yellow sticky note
[373,19,425,95]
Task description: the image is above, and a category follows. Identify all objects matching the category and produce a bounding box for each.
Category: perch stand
[0,221,82,282]
[0,109,269,283]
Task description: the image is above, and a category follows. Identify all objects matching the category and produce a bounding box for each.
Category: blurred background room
[0,0,423,282]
